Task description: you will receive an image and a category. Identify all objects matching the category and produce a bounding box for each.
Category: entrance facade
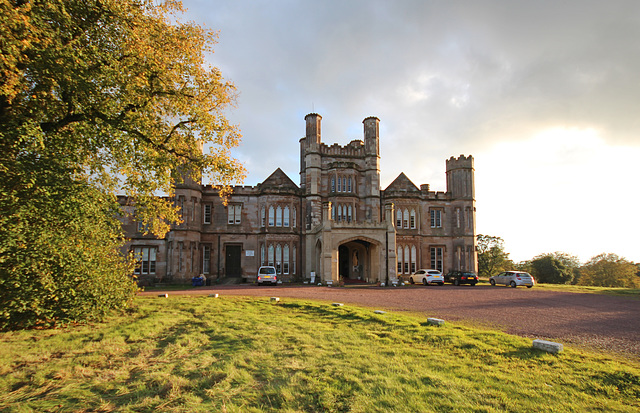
[123,113,477,285]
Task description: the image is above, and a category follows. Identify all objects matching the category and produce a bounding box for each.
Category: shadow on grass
[280,302,393,325]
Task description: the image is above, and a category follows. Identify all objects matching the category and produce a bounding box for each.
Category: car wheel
[409,277,414,284]
[527,285,533,288]
[490,279,496,286]
[453,279,460,286]
[439,282,444,286]
[510,281,517,288]
[471,282,477,286]
[422,278,428,286]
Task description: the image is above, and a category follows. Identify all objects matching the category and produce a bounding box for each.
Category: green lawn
[1,296,638,412]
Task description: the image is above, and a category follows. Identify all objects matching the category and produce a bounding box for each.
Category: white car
[256,266,278,285]
[490,271,535,288]
[409,269,444,286]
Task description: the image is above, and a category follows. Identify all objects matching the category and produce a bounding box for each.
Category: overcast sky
[181,0,640,264]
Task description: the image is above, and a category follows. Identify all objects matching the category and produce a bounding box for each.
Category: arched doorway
[338,239,372,283]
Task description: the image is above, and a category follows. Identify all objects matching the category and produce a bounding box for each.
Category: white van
[257,266,278,285]
[489,271,535,288]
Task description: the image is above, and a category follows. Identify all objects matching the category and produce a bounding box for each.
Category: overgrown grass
[1,296,638,412]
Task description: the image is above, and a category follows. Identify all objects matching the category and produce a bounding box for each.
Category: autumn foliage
[0,0,244,329]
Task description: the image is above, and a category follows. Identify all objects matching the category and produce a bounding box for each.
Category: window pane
[269,207,274,226]
[228,206,234,224]
[276,245,282,274]
[235,205,241,224]
[283,245,289,274]
[276,206,282,227]
[283,206,290,227]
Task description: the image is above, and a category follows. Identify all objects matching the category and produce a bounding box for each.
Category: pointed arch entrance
[337,237,380,283]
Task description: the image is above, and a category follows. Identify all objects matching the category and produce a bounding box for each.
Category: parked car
[489,271,535,288]
[409,269,444,286]
[444,270,478,286]
[257,266,278,285]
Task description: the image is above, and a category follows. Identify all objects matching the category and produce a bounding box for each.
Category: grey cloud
[183,0,640,186]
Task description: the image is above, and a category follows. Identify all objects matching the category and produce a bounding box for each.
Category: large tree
[577,253,640,288]
[527,253,575,284]
[476,235,513,278]
[0,0,244,329]
[519,251,581,284]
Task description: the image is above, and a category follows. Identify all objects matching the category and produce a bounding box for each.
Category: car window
[259,267,275,274]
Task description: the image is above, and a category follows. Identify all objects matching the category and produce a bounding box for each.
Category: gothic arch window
[396,209,402,228]
[410,209,416,229]
[397,246,403,273]
[261,206,266,227]
[283,245,290,274]
[261,244,265,266]
[268,245,274,267]
[268,206,275,226]
[292,206,297,227]
[348,177,352,192]
[275,244,282,274]
[283,206,290,227]
[347,205,352,223]
[337,175,342,192]
[411,245,417,274]
[331,177,336,192]
[292,245,296,274]
[276,206,282,227]
[342,177,346,192]
[404,246,410,274]
[403,208,409,229]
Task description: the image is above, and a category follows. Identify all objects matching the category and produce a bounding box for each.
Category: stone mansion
[120,113,477,285]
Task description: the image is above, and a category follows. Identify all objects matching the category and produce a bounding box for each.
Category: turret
[363,116,379,157]
[305,113,322,145]
[446,155,475,199]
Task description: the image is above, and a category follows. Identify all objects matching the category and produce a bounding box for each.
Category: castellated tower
[446,155,475,200]
[363,116,381,221]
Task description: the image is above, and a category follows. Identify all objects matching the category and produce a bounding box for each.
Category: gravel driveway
[140,284,640,358]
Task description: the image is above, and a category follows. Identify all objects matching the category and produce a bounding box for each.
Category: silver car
[409,269,444,286]
[489,271,535,288]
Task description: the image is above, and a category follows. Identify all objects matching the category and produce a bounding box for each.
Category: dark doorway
[339,245,350,279]
[225,245,242,277]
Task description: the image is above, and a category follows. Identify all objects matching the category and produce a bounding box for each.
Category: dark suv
[444,271,478,286]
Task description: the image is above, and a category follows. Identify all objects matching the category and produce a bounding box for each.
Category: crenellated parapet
[446,154,474,171]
